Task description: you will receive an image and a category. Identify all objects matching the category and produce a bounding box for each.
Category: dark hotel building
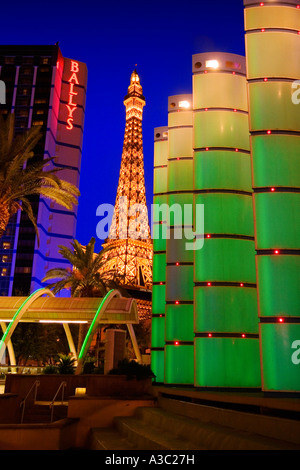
[0,45,87,296]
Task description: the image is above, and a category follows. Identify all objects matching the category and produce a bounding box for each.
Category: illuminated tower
[244,0,300,392]
[101,70,153,320]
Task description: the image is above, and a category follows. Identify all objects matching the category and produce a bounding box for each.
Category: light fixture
[206,60,219,69]
[178,100,190,109]
[39,320,88,324]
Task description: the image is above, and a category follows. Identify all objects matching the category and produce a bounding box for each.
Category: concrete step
[90,428,139,450]
[22,402,68,424]
[133,406,299,450]
[114,414,200,450]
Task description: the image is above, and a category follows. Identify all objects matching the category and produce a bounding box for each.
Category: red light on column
[175,341,179,345]
[233,109,237,112]
[177,157,180,160]
[159,314,163,317]
[232,71,236,75]
[264,78,268,82]
[274,249,280,255]
[261,28,265,32]
[207,282,211,286]
[159,282,163,285]
[240,283,244,287]
[175,262,179,266]
[205,147,209,151]
[206,234,211,238]
[235,148,239,152]
[205,108,208,111]
[208,333,212,337]
[271,187,275,192]
[267,130,272,134]
[241,334,246,338]
[260,2,264,5]
[278,317,284,323]
[175,300,179,305]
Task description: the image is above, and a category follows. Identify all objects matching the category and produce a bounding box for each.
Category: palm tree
[42,237,116,353]
[0,113,80,241]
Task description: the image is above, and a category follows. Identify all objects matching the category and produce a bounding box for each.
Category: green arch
[0,288,54,364]
[75,289,119,374]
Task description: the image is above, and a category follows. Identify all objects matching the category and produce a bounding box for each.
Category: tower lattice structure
[100,70,153,320]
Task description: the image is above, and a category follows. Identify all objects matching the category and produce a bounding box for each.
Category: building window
[2,242,10,250]
[1,268,8,277]
[1,255,9,263]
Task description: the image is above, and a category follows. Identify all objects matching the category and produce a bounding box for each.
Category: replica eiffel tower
[100,70,153,320]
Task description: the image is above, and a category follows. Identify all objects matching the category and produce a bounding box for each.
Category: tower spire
[100,71,152,318]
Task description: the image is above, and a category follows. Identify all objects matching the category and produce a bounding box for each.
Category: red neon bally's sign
[66,60,80,130]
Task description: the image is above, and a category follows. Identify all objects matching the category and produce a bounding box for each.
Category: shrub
[43,364,58,375]
[108,358,155,380]
[57,354,76,375]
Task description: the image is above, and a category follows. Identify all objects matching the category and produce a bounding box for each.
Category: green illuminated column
[193,53,261,388]
[165,95,194,385]
[151,127,168,383]
[244,0,300,392]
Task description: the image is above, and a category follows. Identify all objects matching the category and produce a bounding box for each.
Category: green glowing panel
[152,195,168,223]
[154,140,168,167]
[245,6,300,32]
[154,167,168,195]
[194,193,254,236]
[168,111,193,128]
[254,193,300,250]
[168,160,193,192]
[248,82,300,132]
[151,316,165,348]
[152,253,166,283]
[193,73,247,111]
[195,337,261,388]
[165,345,194,384]
[260,323,300,392]
[194,151,252,192]
[165,304,194,342]
[166,231,194,263]
[251,134,300,188]
[168,127,193,159]
[151,350,164,384]
[152,284,166,315]
[246,32,300,80]
[153,223,167,252]
[194,111,250,150]
[194,238,256,283]
[166,265,194,301]
[167,193,193,227]
[257,255,300,317]
[194,286,258,333]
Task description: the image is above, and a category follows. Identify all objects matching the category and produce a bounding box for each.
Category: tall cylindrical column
[244,0,300,392]
[193,52,261,388]
[164,95,194,385]
[151,127,168,383]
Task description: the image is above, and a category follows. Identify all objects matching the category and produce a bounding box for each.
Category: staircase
[22,401,68,424]
[89,396,300,450]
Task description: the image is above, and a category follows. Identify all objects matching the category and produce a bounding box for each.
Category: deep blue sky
[1,0,246,252]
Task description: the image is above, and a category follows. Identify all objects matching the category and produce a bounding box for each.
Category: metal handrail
[49,381,67,423]
[20,379,40,423]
